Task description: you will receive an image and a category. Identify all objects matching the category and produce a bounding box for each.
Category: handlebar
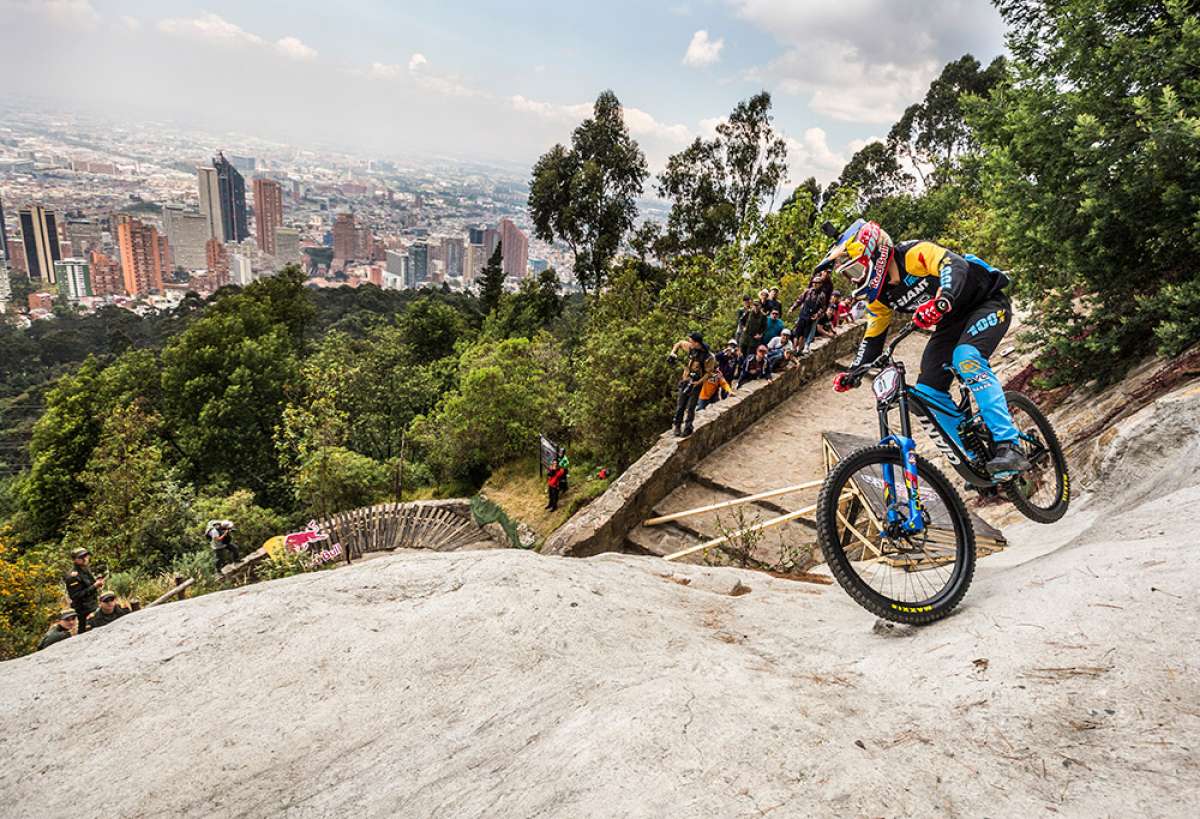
[843,321,919,383]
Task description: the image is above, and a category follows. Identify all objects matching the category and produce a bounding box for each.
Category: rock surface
[2,385,1198,818]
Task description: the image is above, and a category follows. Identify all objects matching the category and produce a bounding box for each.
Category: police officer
[38,610,78,650]
[64,547,103,634]
[87,591,130,629]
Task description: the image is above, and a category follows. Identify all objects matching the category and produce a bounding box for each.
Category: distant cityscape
[0,104,575,322]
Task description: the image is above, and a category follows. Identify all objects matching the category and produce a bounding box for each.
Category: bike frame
[871,360,996,536]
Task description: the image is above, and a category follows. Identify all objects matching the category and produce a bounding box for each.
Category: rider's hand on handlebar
[913,299,945,329]
[832,372,859,393]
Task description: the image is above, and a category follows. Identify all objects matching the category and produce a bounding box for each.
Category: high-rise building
[0,194,10,264]
[253,178,283,256]
[530,258,549,275]
[483,227,499,259]
[273,227,300,267]
[88,250,123,297]
[206,238,229,280]
[161,205,210,271]
[213,152,249,243]
[468,227,485,246]
[464,243,485,285]
[8,240,26,274]
[116,217,165,295]
[229,155,256,173]
[386,249,411,288]
[229,253,252,286]
[54,258,91,302]
[197,166,222,240]
[65,218,103,257]
[409,242,429,284]
[18,205,62,283]
[441,237,464,278]
[499,218,529,279]
[332,213,357,261]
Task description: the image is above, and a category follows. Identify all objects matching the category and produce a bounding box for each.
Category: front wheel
[816,446,976,625]
[1002,391,1070,523]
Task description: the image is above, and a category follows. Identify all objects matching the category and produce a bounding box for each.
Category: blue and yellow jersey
[851,241,998,368]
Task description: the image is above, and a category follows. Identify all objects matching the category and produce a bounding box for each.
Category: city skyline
[0,0,1007,184]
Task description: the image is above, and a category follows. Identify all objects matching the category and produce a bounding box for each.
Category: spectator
[756,288,771,313]
[64,547,103,634]
[814,303,837,342]
[737,344,774,388]
[696,367,733,411]
[850,297,868,322]
[545,462,566,511]
[555,451,570,495]
[738,301,767,357]
[715,339,740,383]
[764,287,783,316]
[38,610,77,650]
[763,308,785,345]
[88,591,130,629]
[206,520,239,571]
[790,269,833,354]
[767,328,794,367]
[831,290,852,326]
[668,331,715,437]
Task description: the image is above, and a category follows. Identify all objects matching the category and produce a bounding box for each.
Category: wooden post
[146,577,195,608]
[662,494,847,563]
[644,480,824,527]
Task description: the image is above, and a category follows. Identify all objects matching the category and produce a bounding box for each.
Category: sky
[0,0,1008,183]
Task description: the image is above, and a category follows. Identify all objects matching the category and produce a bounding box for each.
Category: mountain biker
[825,220,1031,476]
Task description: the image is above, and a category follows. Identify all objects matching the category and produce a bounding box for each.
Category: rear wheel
[816,446,976,625]
[1002,391,1070,523]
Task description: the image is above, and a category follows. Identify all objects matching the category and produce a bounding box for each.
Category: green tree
[487,268,564,339]
[19,349,161,543]
[975,0,1200,384]
[478,242,506,315]
[888,55,1007,186]
[295,447,390,518]
[529,90,649,293]
[61,403,192,573]
[191,489,287,556]
[414,336,566,484]
[160,288,301,503]
[657,92,789,259]
[831,141,914,212]
[393,296,468,362]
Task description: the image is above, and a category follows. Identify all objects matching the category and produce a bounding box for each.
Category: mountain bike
[815,322,1069,624]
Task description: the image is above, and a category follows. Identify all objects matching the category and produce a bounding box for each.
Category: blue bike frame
[870,359,999,536]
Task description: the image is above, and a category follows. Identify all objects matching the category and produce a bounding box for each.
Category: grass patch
[481,457,611,540]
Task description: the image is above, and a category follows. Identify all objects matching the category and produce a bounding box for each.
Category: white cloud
[408,53,429,72]
[511,96,691,145]
[275,36,317,61]
[367,62,403,80]
[119,16,142,32]
[3,0,100,28]
[682,30,724,67]
[783,127,846,181]
[157,13,264,48]
[732,0,1005,125]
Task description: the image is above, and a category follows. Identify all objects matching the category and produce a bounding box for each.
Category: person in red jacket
[546,463,567,511]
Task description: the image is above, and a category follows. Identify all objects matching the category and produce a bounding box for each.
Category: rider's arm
[902,241,970,307]
[848,301,893,369]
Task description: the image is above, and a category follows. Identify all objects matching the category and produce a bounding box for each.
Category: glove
[913,299,945,329]
[832,372,857,393]
[667,354,678,366]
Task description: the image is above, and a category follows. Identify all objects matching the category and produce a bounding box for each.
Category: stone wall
[541,325,866,557]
